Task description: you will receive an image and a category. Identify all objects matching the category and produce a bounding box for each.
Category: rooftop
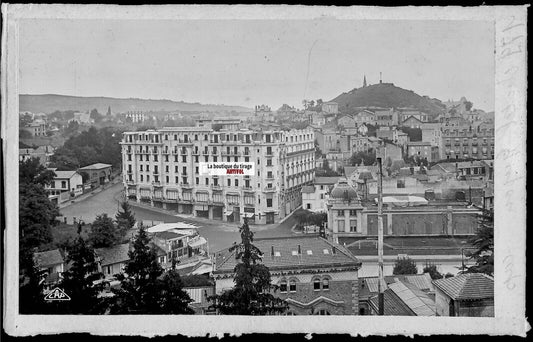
[214,235,360,274]
[79,163,112,170]
[34,249,64,267]
[314,176,342,185]
[53,170,79,179]
[95,243,131,266]
[301,185,315,194]
[432,273,494,300]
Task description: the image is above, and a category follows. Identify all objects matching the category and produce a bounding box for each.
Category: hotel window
[195,177,199,185]
[140,165,143,171]
[337,210,344,216]
[146,165,150,172]
[350,220,357,232]
[289,279,297,292]
[165,155,169,162]
[266,159,272,166]
[182,156,187,162]
[349,210,357,216]
[139,155,143,161]
[195,166,199,174]
[227,179,231,186]
[245,157,250,162]
[182,166,187,175]
[195,156,199,163]
[166,176,169,183]
[322,278,330,291]
[213,156,218,162]
[174,155,178,162]
[338,220,345,232]
[313,278,321,291]
[267,198,273,207]
[280,280,287,293]
[235,179,239,187]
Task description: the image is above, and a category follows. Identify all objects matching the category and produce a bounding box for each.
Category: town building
[374,108,397,127]
[301,176,341,213]
[195,118,241,130]
[433,273,494,317]
[321,102,339,114]
[367,279,436,316]
[34,249,66,290]
[338,114,356,128]
[406,141,440,162]
[124,111,147,123]
[121,126,315,224]
[353,110,376,126]
[254,105,275,122]
[213,235,362,315]
[326,179,482,242]
[79,163,113,187]
[22,119,47,137]
[19,145,55,166]
[440,121,495,160]
[95,243,130,279]
[45,169,84,204]
[402,116,424,129]
[398,109,430,124]
[70,112,94,125]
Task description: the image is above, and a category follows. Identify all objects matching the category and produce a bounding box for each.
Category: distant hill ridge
[331,82,447,118]
[19,94,253,114]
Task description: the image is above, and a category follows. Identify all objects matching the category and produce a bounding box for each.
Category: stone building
[432,273,494,317]
[440,121,495,160]
[326,179,482,242]
[121,126,315,224]
[213,235,362,315]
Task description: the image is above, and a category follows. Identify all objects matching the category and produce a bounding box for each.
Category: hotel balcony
[126,180,136,186]
[471,142,478,146]
[210,184,222,190]
[192,150,200,155]
[172,150,180,155]
[162,149,170,154]
[242,186,254,191]
[176,138,193,145]
[263,186,277,193]
[180,183,193,189]
[180,150,188,155]
[202,151,209,155]
[152,181,162,187]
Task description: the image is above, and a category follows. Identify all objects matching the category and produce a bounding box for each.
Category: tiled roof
[154,230,187,241]
[214,235,360,273]
[344,166,357,177]
[34,249,64,267]
[301,185,315,194]
[53,170,78,179]
[369,290,415,316]
[432,273,494,300]
[314,177,341,185]
[95,243,131,266]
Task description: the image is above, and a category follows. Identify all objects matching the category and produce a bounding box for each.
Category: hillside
[19,94,253,114]
[331,83,446,117]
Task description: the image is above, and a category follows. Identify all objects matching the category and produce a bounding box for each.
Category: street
[59,182,298,253]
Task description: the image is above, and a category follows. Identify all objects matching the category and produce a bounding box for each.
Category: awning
[242,212,255,219]
[194,205,208,211]
[188,237,207,248]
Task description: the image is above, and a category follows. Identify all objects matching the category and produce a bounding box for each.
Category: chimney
[298,244,302,255]
[332,246,336,255]
[271,245,275,257]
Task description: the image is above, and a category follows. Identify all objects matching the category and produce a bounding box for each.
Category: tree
[109,224,163,314]
[19,158,59,250]
[393,257,418,275]
[88,214,120,248]
[464,101,473,112]
[63,120,80,136]
[350,149,376,166]
[19,129,33,139]
[60,228,105,314]
[463,209,494,276]
[209,219,288,315]
[109,225,192,314]
[20,113,33,126]
[115,200,136,240]
[107,106,112,116]
[19,247,48,314]
[90,108,103,123]
[157,260,194,314]
[423,264,443,280]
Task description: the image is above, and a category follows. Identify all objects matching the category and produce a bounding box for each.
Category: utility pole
[377,157,384,315]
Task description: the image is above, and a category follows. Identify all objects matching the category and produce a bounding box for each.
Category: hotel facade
[121,126,315,224]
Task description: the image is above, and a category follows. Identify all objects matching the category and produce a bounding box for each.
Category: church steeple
[363,75,367,88]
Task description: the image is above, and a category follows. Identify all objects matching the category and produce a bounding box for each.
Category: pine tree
[115,200,136,240]
[209,218,287,315]
[88,213,120,248]
[464,208,494,276]
[157,258,194,314]
[393,256,418,275]
[19,248,47,314]
[60,227,105,314]
[423,264,443,280]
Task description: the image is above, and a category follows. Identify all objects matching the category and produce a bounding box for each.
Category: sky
[19,19,495,111]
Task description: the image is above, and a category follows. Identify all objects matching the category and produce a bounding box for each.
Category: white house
[46,170,84,203]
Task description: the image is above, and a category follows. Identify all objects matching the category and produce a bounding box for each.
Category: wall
[457,299,494,317]
[434,287,451,316]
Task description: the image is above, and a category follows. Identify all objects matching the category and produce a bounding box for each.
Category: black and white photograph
[2,4,527,337]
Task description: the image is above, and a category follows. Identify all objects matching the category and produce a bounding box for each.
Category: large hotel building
[121,126,315,224]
